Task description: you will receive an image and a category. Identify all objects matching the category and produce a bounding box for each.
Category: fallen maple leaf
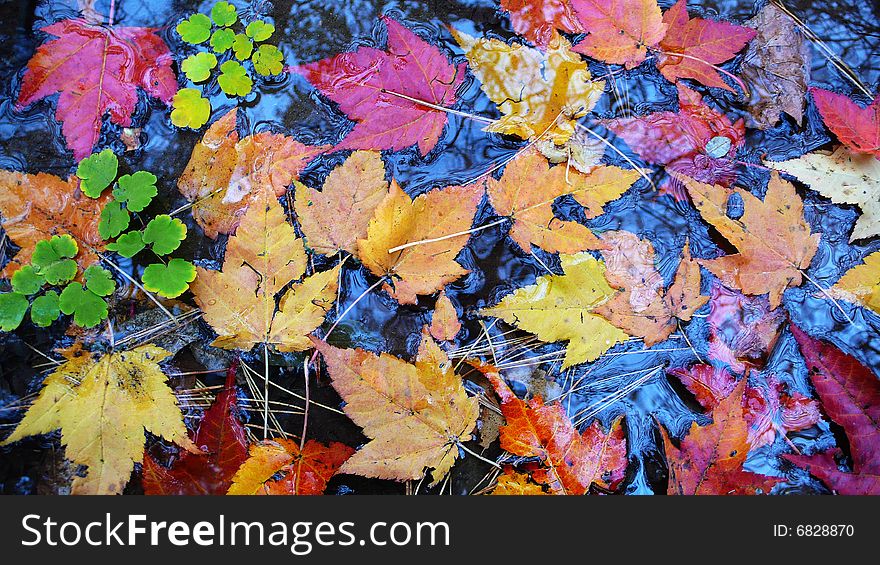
[741,3,810,129]
[661,379,780,494]
[705,282,786,373]
[784,326,880,494]
[429,291,461,341]
[191,187,340,351]
[655,0,755,92]
[313,330,479,485]
[604,85,744,194]
[480,252,628,368]
[569,0,667,67]
[1,345,196,494]
[595,232,707,345]
[228,439,354,495]
[491,468,549,495]
[0,170,109,277]
[177,108,327,238]
[294,151,390,256]
[452,28,604,145]
[810,88,880,158]
[766,146,880,241]
[679,171,820,309]
[830,251,880,315]
[486,149,638,254]
[17,19,177,160]
[356,182,481,305]
[296,17,465,156]
[500,0,583,47]
[142,364,248,495]
[484,364,627,494]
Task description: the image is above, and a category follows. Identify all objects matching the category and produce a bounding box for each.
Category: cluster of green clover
[0,151,197,332]
[171,1,284,129]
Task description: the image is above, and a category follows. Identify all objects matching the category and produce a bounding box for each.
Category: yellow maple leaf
[356,181,481,304]
[490,471,548,495]
[313,330,479,485]
[765,146,880,241]
[452,29,605,145]
[480,253,628,368]
[0,345,195,494]
[830,251,880,315]
[294,151,390,256]
[191,187,340,351]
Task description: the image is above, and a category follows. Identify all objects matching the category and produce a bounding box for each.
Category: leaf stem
[457,441,502,469]
[386,218,508,253]
[100,254,178,327]
[654,50,751,96]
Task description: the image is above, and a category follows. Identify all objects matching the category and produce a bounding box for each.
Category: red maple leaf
[16,19,177,160]
[500,0,584,47]
[142,363,248,495]
[655,0,756,92]
[295,16,465,156]
[810,88,880,158]
[604,85,744,198]
[257,441,356,495]
[569,0,667,68]
[784,326,880,494]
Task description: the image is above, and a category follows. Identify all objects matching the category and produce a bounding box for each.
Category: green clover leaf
[218,60,253,97]
[59,283,108,328]
[177,13,212,44]
[32,235,78,285]
[211,1,238,26]
[171,88,212,129]
[31,291,60,327]
[11,265,45,295]
[105,231,145,258]
[143,215,187,255]
[231,33,253,60]
[253,44,284,76]
[76,149,118,198]
[245,20,274,41]
[99,200,131,240]
[181,52,218,83]
[211,28,235,53]
[0,293,28,331]
[84,266,115,297]
[142,259,196,298]
[114,171,158,212]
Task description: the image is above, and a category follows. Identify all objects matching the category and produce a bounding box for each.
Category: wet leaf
[105,231,145,258]
[210,28,235,53]
[490,469,549,495]
[0,346,196,494]
[500,0,583,47]
[297,17,465,155]
[76,149,118,198]
[84,265,115,296]
[143,215,187,255]
[171,88,211,129]
[181,52,218,83]
[217,60,253,97]
[0,293,28,331]
[313,330,479,485]
[830,251,880,315]
[211,1,238,27]
[18,19,176,160]
[245,20,274,41]
[31,234,78,285]
[569,0,667,67]
[31,291,60,327]
[810,88,880,157]
[59,280,108,327]
[98,200,130,239]
[252,44,283,76]
[177,13,212,44]
[142,258,197,299]
[11,265,44,295]
[429,291,461,341]
[228,439,354,495]
[113,171,158,213]
[231,33,253,60]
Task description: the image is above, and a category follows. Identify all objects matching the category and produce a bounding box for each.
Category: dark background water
[0,0,879,495]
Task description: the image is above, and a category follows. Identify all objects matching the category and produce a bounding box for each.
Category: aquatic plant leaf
[679,171,820,309]
[452,29,604,145]
[217,60,253,96]
[480,253,628,368]
[294,151,389,256]
[429,291,461,341]
[191,188,338,351]
[357,182,481,304]
[11,265,44,295]
[143,367,249,495]
[499,0,583,47]
[569,0,667,67]
[181,52,218,83]
[211,28,235,53]
[810,88,880,157]
[31,234,78,285]
[177,108,327,238]
[0,346,196,495]
[830,251,880,315]
[59,281,108,327]
[252,44,283,76]
[0,293,28,331]
[17,19,176,160]
[211,1,238,27]
[313,330,479,485]
[661,379,781,495]
[765,146,880,241]
[485,365,627,494]
[228,439,353,495]
[177,13,211,44]
[595,233,707,346]
[98,200,130,239]
[245,20,274,41]
[143,215,187,255]
[486,149,637,254]
[741,3,810,129]
[114,172,158,213]
[141,258,197,299]
[106,231,145,258]
[655,0,755,91]
[31,291,60,327]
[171,88,211,129]
[76,149,118,198]
[84,265,115,296]
[0,171,108,277]
[784,326,880,494]
[231,33,253,60]
[297,17,465,156]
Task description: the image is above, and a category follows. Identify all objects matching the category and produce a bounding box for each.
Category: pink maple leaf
[810,88,880,158]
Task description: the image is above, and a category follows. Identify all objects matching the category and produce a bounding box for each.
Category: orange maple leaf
[570,0,667,67]
[228,439,354,495]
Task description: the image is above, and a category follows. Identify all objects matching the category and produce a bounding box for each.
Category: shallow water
[0,0,879,494]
